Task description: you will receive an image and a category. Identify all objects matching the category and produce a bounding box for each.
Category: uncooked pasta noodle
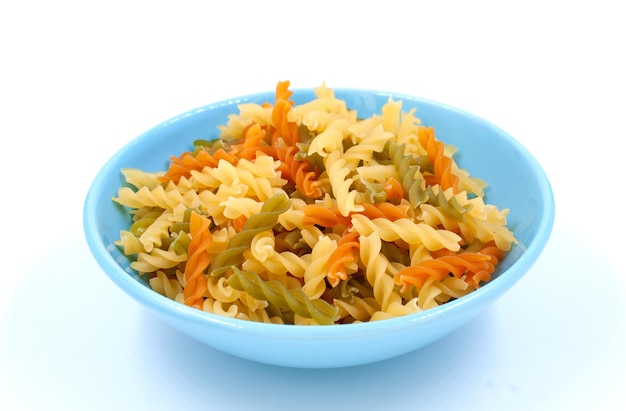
[112,80,518,325]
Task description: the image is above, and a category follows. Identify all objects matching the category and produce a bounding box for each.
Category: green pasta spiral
[425,186,473,222]
[209,192,291,277]
[364,182,387,204]
[129,209,162,236]
[384,141,428,207]
[228,267,339,325]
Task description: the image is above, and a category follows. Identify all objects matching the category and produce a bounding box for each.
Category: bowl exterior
[84,88,554,368]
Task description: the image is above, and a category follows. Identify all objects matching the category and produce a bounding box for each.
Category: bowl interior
[84,88,554,367]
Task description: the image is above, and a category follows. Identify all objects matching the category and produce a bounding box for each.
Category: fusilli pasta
[112,80,517,325]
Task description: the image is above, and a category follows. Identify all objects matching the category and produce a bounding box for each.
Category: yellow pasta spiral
[351,214,461,251]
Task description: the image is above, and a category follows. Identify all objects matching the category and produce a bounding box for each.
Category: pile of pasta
[113,81,517,325]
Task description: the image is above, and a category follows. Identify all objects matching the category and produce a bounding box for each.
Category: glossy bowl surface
[84,88,555,368]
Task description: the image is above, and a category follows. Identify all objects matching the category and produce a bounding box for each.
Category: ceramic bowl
[83,88,554,368]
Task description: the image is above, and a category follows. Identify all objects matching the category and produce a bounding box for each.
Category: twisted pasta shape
[121,168,163,190]
[385,140,428,207]
[209,192,291,277]
[361,202,411,221]
[302,235,335,299]
[246,230,311,278]
[271,81,299,146]
[424,185,473,222]
[355,163,397,184]
[194,188,240,226]
[415,278,443,309]
[200,298,240,319]
[368,298,422,321]
[219,195,304,232]
[351,214,461,251]
[334,296,379,322]
[395,108,424,154]
[362,181,387,203]
[306,118,351,158]
[131,248,187,274]
[149,270,183,300]
[274,144,323,199]
[139,209,173,253]
[463,205,517,251]
[237,103,274,127]
[302,202,411,228]
[383,177,405,202]
[381,97,403,133]
[464,242,504,286]
[227,267,339,325]
[128,208,162,236]
[420,195,517,251]
[205,276,241,303]
[342,124,393,169]
[302,204,352,227]
[433,276,471,301]
[228,123,272,161]
[115,183,202,211]
[191,155,284,202]
[116,230,145,255]
[325,150,364,216]
[419,204,460,232]
[393,245,498,293]
[182,211,212,309]
[359,232,401,312]
[326,230,360,287]
[297,110,350,133]
[444,154,488,198]
[289,84,350,130]
[417,126,459,192]
[159,147,238,184]
[217,105,266,142]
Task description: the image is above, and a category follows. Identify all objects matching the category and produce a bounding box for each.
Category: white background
[2,1,625,410]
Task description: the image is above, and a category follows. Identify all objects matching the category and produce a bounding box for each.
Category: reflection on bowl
[84,86,554,368]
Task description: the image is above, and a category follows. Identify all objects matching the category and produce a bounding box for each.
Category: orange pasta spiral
[393,243,501,293]
[359,202,411,221]
[384,177,405,202]
[327,230,360,287]
[302,202,410,228]
[464,242,504,287]
[159,148,238,184]
[183,211,212,309]
[271,81,299,147]
[417,125,459,192]
[302,204,352,227]
[269,81,323,198]
[274,144,323,198]
[229,123,274,161]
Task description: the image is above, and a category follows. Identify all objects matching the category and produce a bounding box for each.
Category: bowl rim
[83,87,555,337]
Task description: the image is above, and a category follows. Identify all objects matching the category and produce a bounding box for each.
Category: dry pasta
[113,80,517,325]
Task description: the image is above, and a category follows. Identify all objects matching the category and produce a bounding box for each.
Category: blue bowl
[83,88,555,368]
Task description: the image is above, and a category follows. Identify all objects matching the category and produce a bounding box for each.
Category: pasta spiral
[393,241,503,300]
[227,267,339,325]
[417,125,459,192]
[351,214,461,251]
[182,211,212,309]
[209,192,291,277]
[384,140,429,208]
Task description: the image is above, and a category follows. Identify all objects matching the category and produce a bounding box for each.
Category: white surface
[2,1,625,410]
